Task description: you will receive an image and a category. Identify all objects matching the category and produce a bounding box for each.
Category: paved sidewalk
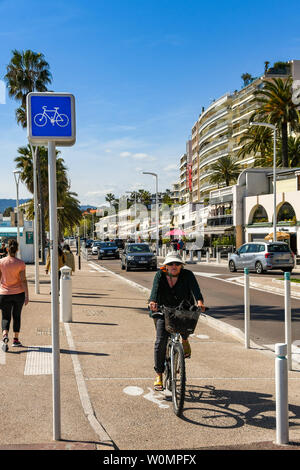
[0,256,300,450]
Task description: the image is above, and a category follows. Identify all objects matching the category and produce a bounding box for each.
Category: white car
[91,241,102,255]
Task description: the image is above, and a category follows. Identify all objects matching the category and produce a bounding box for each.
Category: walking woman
[0,240,29,352]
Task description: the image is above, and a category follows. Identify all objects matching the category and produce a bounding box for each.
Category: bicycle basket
[163,307,200,335]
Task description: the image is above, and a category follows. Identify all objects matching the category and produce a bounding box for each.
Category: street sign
[26,91,76,440]
[27,92,76,146]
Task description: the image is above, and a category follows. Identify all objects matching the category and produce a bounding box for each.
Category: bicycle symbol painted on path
[33,106,69,128]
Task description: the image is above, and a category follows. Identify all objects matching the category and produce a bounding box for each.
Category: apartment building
[179,140,193,202]
[188,64,292,204]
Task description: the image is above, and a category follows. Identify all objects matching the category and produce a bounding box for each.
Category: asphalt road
[90,253,300,348]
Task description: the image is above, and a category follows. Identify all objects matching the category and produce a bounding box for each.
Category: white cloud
[120,151,132,158]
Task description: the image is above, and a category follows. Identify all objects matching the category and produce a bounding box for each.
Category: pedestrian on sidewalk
[45,246,66,292]
[0,239,29,352]
[63,244,75,274]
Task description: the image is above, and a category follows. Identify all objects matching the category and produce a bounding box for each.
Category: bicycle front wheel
[171,343,186,416]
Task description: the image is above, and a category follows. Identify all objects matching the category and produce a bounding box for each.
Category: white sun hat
[161,251,184,265]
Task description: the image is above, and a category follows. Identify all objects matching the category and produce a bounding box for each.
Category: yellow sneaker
[154,375,163,391]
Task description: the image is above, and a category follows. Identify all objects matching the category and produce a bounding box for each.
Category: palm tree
[208,156,241,187]
[237,125,273,163]
[105,193,116,207]
[251,77,300,167]
[5,49,52,127]
[15,145,81,235]
[287,136,300,167]
[5,49,52,262]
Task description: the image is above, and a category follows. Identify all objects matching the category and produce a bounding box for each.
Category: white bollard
[275,343,289,445]
[217,251,221,263]
[284,272,292,370]
[59,266,72,322]
[189,250,193,263]
[182,250,186,262]
[244,268,250,349]
[206,251,209,263]
[197,251,201,262]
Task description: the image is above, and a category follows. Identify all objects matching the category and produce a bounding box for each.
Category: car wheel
[229,260,236,272]
[98,255,102,260]
[125,263,130,272]
[255,261,265,274]
[121,263,125,270]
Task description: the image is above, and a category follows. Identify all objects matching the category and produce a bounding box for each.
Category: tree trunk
[281,122,289,167]
[36,147,46,264]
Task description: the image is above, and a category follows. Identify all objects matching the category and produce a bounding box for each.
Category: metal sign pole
[48,140,61,440]
[30,144,40,294]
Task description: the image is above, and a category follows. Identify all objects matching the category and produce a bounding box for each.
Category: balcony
[199,136,229,159]
[199,149,229,170]
[198,107,230,134]
[206,215,233,227]
[199,121,230,146]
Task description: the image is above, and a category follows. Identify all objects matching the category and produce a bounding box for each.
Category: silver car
[228,242,294,274]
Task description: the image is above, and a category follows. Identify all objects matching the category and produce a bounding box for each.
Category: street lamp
[13,170,22,257]
[142,171,159,253]
[250,122,277,242]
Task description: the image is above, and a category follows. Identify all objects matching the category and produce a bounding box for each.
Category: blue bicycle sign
[34,106,69,128]
[27,92,76,147]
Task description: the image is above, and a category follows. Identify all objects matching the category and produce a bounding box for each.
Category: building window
[277,202,296,223]
[251,205,268,223]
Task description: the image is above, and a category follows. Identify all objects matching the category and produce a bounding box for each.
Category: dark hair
[8,239,18,255]
[63,244,70,251]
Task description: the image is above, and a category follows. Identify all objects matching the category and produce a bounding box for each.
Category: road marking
[63,322,114,444]
[123,386,144,396]
[123,385,169,409]
[193,272,220,278]
[24,346,52,375]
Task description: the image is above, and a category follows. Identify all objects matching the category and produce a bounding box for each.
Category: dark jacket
[148,268,203,317]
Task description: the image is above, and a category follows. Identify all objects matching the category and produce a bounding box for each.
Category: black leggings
[0,293,25,333]
[154,317,188,374]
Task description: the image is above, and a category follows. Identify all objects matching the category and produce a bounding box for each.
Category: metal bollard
[275,343,289,445]
[59,266,72,322]
[244,268,250,349]
[206,251,209,263]
[197,251,201,262]
[284,272,292,370]
[217,251,220,263]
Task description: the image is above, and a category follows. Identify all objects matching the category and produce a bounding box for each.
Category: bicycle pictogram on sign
[33,106,69,128]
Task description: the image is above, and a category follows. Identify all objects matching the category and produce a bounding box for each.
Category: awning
[265,232,290,241]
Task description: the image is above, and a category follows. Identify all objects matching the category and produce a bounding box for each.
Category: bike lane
[66,259,300,450]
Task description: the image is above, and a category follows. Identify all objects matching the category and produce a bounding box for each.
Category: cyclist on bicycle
[148,252,205,391]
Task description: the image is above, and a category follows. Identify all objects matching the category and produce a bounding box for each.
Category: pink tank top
[0,256,26,295]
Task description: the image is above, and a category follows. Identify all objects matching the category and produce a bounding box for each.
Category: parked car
[98,241,119,259]
[121,243,157,271]
[91,241,103,255]
[228,242,294,274]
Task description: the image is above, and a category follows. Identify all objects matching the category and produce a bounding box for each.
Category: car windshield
[268,244,290,253]
[93,242,101,246]
[127,244,151,253]
[100,242,116,248]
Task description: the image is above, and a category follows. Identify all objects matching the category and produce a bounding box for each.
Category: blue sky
[1,0,300,206]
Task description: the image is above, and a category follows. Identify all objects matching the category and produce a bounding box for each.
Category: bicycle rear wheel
[171,343,186,416]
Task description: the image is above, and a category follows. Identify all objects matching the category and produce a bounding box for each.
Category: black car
[98,242,119,259]
[121,243,157,271]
